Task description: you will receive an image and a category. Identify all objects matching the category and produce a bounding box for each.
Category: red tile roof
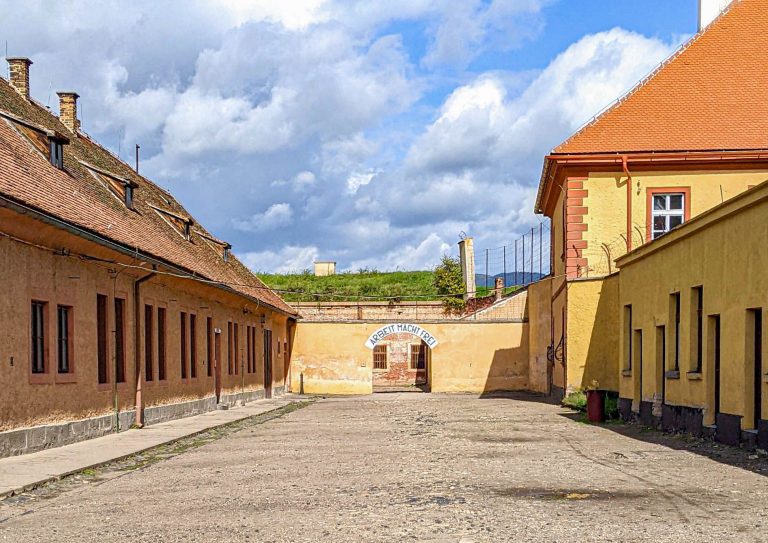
[0,74,295,315]
[554,0,768,154]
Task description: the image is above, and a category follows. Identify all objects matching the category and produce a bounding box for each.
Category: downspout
[134,267,157,428]
[622,155,633,252]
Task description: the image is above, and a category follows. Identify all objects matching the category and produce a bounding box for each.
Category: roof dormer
[80,160,138,209]
[1,110,69,170]
[150,203,194,240]
[196,230,232,262]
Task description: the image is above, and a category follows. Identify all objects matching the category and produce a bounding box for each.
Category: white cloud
[233,203,293,232]
[408,28,677,178]
[239,245,319,274]
[346,170,379,195]
[348,233,451,272]
[211,0,330,30]
[294,171,317,187]
[1,2,684,272]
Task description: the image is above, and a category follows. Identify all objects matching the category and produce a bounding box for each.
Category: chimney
[494,276,504,302]
[6,57,32,100]
[57,91,80,134]
[458,237,476,300]
[698,0,733,31]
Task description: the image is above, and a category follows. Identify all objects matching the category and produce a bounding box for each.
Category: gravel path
[0,393,766,542]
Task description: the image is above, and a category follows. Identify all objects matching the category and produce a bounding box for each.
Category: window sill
[29,372,54,385]
[621,369,632,377]
[665,370,681,380]
[55,372,77,384]
[686,372,703,381]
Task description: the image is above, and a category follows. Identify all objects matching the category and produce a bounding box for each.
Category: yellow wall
[290,322,530,395]
[565,276,620,392]
[289,323,373,395]
[617,182,768,428]
[527,278,552,393]
[581,169,766,277]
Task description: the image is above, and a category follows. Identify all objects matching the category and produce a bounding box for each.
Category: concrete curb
[0,397,308,499]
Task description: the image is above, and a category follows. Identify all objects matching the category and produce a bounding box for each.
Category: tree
[433,255,465,314]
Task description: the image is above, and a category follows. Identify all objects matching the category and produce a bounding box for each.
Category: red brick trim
[645,187,691,242]
[565,178,589,278]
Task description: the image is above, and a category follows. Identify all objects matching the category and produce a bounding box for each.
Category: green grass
[257,270,439,302]
[562,390,587,412]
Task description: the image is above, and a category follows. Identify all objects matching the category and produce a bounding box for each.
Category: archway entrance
[365,324,438,392]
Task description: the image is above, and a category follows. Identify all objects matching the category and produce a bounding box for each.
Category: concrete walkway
[0,396,300,498]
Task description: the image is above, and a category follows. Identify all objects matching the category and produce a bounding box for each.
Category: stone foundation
[0,386,285,458]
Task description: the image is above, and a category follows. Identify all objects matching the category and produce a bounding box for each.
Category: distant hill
[475,272,546,289]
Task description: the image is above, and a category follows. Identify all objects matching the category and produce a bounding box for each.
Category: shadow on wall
[572,275,621,393]
[480,346,530,396]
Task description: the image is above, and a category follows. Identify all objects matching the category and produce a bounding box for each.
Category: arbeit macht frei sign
[364,323,439,349]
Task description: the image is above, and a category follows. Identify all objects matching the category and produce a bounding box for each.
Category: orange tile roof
[554,0,768,154]
[0,73,296,316]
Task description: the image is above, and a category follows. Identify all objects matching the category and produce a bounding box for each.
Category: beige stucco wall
[617,182,768,428]
[290,322,529,395]
[0,210,289,432]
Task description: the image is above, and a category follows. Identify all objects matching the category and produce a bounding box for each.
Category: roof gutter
[535,149,768,216]
[0,193,297,318]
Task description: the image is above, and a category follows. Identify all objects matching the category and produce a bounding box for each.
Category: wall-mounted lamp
[260,314,266,327]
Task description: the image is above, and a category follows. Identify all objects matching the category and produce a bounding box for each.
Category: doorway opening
[372,334,431,393]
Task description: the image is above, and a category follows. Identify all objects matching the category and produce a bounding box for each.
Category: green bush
[562,390,587,412]
[604,394,620,420]
[433,255,465,314]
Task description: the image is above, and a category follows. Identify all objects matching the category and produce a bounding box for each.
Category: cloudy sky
[0,1,697,272]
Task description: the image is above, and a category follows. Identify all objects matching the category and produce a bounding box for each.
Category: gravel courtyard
[1,393,766,543]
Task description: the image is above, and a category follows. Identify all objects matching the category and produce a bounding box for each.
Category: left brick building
[0,57,298,457]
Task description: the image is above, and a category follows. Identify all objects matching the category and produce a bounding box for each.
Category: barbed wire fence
[472,221,552,294]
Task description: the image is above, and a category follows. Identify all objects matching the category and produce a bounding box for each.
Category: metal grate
[373,345,387,369]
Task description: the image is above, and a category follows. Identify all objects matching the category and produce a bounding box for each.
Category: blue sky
[0,0,698,272]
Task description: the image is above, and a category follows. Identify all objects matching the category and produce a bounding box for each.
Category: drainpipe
[622,156,633,253]
[134,267,157,428]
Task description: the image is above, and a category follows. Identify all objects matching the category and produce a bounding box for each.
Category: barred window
[373,345,387,370]
[410,342,426,370]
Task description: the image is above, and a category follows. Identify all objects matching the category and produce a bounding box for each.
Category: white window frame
[651,193,686,240]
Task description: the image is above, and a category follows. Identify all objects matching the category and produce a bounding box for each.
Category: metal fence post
[514,239,518,286]
[539,223,543,276]
[503,245,506,293]
[530,227,534,284]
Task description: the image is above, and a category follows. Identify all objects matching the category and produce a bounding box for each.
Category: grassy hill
[257,270,439,302]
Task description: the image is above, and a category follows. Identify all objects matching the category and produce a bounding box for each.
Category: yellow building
[616,182,767,448]
[534,0,768,409]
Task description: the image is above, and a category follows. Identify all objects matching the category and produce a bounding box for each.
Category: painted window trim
[645,187,691,242]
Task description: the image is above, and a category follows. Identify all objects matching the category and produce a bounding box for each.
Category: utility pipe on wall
[622,155,633,253]
[133,267,156,428]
